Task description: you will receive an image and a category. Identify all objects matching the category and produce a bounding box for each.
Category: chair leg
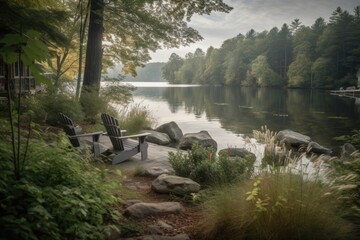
[140,142,148,161]
[93,142,100,156]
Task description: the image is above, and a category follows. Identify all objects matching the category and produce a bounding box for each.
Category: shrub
[0,136,120,240]
[23,93,84,125]
[118,104,154,134]
[199,169,354,240]
[169,144,255,187]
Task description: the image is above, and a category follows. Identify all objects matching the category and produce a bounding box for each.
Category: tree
[288,54,312,88]
[81,0,233,102]
[162,53,184,83]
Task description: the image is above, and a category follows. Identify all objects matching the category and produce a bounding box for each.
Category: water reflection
[133,85,359,150]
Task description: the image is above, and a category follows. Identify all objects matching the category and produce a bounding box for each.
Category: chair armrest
[103,130,126,136]
[68,131,103,138]
[110,132,151,140]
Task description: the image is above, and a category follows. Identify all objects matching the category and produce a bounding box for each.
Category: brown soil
[117,171,203,239]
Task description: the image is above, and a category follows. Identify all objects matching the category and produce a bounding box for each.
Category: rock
[341,143,357,158]
[155,122,183,143]
[277,129,311,147]
[152,174,200,195]
[124,199,143,207]
[218,148,256,160]
[145,167,171,177]
[146,225,163,235]
[122,234,190,240]
[143,130,171,145]
[178,131,217,150]
[308,141,332,155]
[125,202,184,218]
[157,220,173,230]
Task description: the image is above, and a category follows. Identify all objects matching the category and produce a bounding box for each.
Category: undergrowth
[0,132,120,240]
[169,144,255,187]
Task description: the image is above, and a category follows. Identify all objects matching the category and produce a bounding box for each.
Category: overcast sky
[149,0,359,63]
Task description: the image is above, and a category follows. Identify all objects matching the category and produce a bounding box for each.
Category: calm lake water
[124,82,360,152]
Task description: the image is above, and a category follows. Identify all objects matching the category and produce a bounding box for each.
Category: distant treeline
[162,6,360,89]
[105,62,165,82]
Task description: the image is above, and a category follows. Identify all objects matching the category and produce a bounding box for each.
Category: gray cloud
[150,0,359,62]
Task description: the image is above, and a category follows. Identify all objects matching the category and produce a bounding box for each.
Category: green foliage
[133,166,145,176]
[80,91,109,123]
[169,144,255,187]
[200,170,354,240]
[24,93,84,125]
[328,152,360,224]
[0,136,120,240]
[118,104,154,134]
[333,130,360,149]
[0,30,51,87]
[163,6,360,89]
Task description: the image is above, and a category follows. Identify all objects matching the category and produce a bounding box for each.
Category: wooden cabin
[0,58,36,95]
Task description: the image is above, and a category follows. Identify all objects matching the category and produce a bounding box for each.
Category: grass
[117,103,155,134]
[199,169,354,240]
[195,126,356,240]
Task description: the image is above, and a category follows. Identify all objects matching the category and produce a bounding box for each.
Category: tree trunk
[81,0,104,97]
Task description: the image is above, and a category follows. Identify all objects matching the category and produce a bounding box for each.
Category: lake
[124,82,360,153]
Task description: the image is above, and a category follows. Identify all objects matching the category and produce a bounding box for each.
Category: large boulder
[125,202,184,218]
[143,130,171,145]
[277,130,332,155]
[218,148,256,160]
[145,167,172,177]
[308,141,332,155]
[277,129,311,147]
[155,122,183,143]
[178,131,217,150]
[341,143,357,158]
[152,174,200,195]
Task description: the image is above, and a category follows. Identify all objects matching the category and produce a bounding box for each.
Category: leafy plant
[169,144,255,187]
[24,92,84,125]
[0,135,120,240]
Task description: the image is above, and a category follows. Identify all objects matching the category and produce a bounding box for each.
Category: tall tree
[82,0,104,95]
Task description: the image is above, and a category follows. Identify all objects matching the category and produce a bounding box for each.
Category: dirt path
[113,171,202,240]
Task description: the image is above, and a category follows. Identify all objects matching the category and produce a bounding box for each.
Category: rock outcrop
[178,130,217,150]
[277,129,332,155]
[152,174,200,195]
[143,130,171,145]
[218,147,256,160]
[145,167,171,177]
[155,122,183,143]
[341,143,357,158]
[125,202,185,218]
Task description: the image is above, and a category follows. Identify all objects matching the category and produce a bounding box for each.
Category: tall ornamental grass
[200,169,354,240]
[198,126,355,240]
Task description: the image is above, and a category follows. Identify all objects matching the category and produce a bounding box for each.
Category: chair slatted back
[101,113,124,151]
[58,113,80,147]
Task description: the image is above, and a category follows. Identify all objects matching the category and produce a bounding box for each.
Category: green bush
[24,93,84,125]
[0,136,120,240]
[199,170,354,240]
[169,144,255,186]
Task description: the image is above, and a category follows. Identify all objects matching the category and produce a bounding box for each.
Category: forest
[162,6,360,89]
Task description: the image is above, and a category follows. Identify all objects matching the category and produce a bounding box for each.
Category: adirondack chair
[58,113,103,156]
[101,113,151,164]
